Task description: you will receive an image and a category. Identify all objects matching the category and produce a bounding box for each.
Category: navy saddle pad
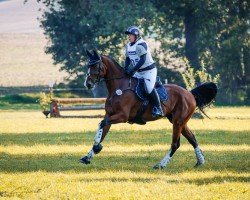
[135,76,168,102]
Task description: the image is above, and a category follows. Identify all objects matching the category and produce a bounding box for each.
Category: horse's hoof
[79,156,91,165]
[153,164,164,170]
[194,161,205,168]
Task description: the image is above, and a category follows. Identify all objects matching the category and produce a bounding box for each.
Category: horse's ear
[86,50,93,58]
[93,50,100,59]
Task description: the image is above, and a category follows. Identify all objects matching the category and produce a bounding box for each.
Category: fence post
[50,100,60,117]
[48,81,61,117]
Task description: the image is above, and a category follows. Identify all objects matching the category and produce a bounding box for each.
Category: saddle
[128,76,169,125]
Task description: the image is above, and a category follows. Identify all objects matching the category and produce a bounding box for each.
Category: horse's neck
[102,56,125,96]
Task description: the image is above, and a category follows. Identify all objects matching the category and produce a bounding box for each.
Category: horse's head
[84,50,106,89]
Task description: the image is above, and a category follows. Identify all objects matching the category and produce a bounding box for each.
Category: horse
[80,50,217,169]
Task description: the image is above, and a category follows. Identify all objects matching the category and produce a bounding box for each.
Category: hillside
[0,0,67,87]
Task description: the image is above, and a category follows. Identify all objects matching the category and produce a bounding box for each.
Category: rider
[124,26,164,117]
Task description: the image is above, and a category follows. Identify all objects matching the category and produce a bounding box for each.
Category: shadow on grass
[0,150,248,176]
[76,175,250,185]
[0,130,249,146]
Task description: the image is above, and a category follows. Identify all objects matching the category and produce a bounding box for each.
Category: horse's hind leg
[181,125,205,167]
[80,117,111,164]
[153,121,182,169]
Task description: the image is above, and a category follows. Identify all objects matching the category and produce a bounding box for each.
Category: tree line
[34,0,249,105]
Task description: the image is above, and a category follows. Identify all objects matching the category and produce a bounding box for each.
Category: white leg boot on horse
[80,111,129,165]
[80,118,111,164]
[153,122,182,169]
[181,125,205,167]
[194,146,205,166]
[153,149,172,169]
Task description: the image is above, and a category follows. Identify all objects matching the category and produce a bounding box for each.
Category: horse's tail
[191,82,218,118]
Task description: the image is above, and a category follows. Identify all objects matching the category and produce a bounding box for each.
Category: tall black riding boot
[149,88,164,117]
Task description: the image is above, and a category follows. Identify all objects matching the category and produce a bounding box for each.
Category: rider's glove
[125,68,135,76]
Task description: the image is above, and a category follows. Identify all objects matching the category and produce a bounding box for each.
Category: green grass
[0,91,92,110]
[0,93,40,110]
[0,108,249,199]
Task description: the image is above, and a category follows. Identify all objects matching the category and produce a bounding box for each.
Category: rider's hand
[125,68,135,76]
[124,66,128,72]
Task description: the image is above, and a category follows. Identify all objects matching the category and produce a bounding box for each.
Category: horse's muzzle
[86,83,94,89]
[84,77,94,89]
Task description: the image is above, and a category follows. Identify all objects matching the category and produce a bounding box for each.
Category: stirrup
[152,106,164,117]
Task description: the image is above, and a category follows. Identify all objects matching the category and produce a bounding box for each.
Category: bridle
[87,60,126,85]
[87,60,104,84]
[86,57,133,99]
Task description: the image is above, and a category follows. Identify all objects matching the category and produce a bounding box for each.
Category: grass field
[0,107,249,199]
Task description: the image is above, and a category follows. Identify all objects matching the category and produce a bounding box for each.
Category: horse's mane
[101,55,125,73]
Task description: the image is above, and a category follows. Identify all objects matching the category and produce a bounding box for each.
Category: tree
[39,0,157,82]
[36,0,249,104]
[153,0,249,104]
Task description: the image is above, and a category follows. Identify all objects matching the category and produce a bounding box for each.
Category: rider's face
[128,34,136,43]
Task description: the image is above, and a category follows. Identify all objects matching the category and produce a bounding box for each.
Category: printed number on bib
[131,58,140,66]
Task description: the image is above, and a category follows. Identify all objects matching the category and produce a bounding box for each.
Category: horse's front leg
[80,117,111,164]
[80,111,128,165]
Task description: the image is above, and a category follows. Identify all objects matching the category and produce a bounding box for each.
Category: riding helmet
[125,26,141,36]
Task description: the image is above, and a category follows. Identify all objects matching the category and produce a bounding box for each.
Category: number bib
[125,38,154,69]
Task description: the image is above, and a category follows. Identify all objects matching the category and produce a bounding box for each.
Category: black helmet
[125,26,141,36]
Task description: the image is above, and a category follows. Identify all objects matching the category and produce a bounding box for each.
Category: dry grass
[0,33,67,87]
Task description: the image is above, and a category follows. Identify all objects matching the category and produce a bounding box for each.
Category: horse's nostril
[87,83,92,89]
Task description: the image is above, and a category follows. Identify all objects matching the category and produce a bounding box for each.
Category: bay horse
[80,50,217,169]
